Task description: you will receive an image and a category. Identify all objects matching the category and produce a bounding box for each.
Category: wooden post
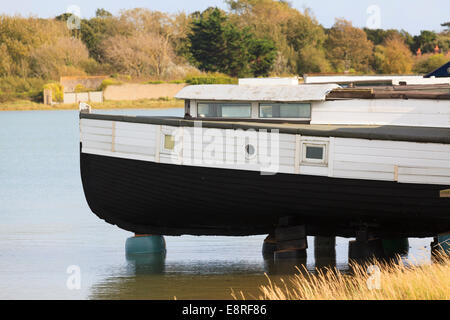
[43,88,52,105]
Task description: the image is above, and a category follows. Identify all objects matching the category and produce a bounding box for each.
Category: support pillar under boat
[125,234,166,255]
[273,223,307,262]
[314,236,336,268]
[262,233,277,259]
[381,238,409,257]
[348,238,385,262]
[431,233,450,257]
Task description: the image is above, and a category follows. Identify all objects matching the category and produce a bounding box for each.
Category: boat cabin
[176,77,450,128]
[176,78,338,122]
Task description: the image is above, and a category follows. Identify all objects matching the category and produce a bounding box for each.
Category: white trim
[155,125,161,162]
[301,141,329,166]
[294,135,301,174]
[111,121,116,152]
[328,137,335,177]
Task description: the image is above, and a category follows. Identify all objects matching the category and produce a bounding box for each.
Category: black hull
[80,152,450,238]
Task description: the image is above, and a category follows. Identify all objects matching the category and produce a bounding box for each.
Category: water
[0,109,433,300]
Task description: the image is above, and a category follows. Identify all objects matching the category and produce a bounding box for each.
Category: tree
[247,37,276,76]
[188,7,276,77]
[325,19,374,73]
[363,28,413,49]
[100,33,174,78]
[413,30,438,53]
[188,8,232,74]
[413,53,450,73]
[0,15,68,76]
[28,38,91,79]
[80,14,130,62]
[374,35,413,74]
[0,43,12,76]
[297,46,332,74]
[226,0,300,74]
[96,9,112,18]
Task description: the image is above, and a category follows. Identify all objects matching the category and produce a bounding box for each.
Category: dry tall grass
[235,253,450,300]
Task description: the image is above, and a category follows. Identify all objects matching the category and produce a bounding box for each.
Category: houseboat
[79,78,450,239]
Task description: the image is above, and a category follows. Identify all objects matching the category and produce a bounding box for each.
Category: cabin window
[197,103,251,118]
[163,134,175,151]
[302,142,327,165]
[259,103,311,119]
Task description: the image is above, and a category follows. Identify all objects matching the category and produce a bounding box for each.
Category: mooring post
[125,234,166,255]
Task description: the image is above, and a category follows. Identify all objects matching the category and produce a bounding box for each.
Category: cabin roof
[326,84,450,100]
[175,83,339,102]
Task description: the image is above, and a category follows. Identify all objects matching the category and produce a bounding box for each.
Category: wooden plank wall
[311,99,450,128]
[80,119,450,186]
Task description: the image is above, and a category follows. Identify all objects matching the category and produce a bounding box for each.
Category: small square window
[301,142,328,165]
[164,134,175,150]
[305,146,324,160]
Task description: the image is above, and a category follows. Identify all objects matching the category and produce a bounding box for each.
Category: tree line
[0,0,449,83]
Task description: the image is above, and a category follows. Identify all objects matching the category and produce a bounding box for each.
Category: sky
[1,0,449,35]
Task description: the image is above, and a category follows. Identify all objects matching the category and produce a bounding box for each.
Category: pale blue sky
[1,0,449,35]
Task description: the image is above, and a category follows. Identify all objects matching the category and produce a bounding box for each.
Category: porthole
[245,144,256,158]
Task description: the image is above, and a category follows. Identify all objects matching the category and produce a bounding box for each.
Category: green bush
[413,54,450,74]
[99,78,123,91]
[168,80,185,84]
[43,82,64,102]
[184,74,237,85]
[74,84,92,93]
[144,80,164,84]
[0,77,47,102]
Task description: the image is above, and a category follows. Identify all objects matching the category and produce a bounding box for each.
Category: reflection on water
[88,237,428,300]
[88,243,346,300]
[126,253,167,275]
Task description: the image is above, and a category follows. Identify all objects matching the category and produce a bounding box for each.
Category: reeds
[235,253,450,300]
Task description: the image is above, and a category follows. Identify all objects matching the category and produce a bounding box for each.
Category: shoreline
[0,99,184,111]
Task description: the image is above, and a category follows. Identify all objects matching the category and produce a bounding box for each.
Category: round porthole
[245,144,256,158]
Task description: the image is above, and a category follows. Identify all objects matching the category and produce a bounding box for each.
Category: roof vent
[238,77,299,86]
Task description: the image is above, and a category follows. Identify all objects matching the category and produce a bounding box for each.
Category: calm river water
[0,108,433,300]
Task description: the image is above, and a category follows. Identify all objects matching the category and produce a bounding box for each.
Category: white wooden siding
[81,118,450,185]
[332,137,450,185]
[311,99,450,128]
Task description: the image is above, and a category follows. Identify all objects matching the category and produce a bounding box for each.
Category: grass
[0,98,184,111]
[233,253,450,300]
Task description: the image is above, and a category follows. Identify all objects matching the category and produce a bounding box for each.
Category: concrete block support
[314,236,336,268]
[274,224,307,261]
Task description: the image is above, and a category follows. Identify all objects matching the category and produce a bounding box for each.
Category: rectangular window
[302,142,327,165]
[164,134,175,151]
[259,103,311,119]
[197,103,251,118]
[305,146,324,160]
